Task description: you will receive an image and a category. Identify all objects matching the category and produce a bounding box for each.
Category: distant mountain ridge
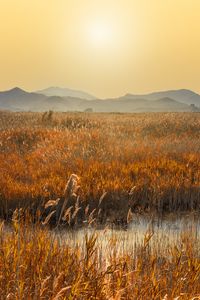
[0,87,199,113]
[36,87,96,100]
[124,89,200,106]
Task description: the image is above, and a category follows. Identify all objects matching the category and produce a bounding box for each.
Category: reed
[0,216,199,299]
[1,111,200,222]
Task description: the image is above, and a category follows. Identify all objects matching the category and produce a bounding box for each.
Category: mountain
[148,97,189,112]
[1,87,27,96]
[124,89,200,106]
[0,87,198,113]
[80,96,189,113]
[0,87,89,112]
[0,88,58,111]
[0,87,47,111]
[36,87,96,100]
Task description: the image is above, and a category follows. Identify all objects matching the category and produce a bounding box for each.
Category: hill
[124,89,200,106]
[0,87,198,112]
[36,87,96,100]
[0,87,82,112]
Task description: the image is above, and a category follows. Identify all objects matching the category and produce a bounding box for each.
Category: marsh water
[52,213,200,256]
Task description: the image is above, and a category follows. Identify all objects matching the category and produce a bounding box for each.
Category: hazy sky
[1,0,200,98]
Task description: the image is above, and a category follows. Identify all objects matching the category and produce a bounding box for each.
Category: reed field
[0,111,200,299]
[0,111,200,222]
[0,214,200,299]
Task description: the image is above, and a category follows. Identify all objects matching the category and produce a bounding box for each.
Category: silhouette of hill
[0,88,47,111]
[0,87,199,112]
[124,89,200,106]
[80,96,189,112]
[36,87,96,100]
[0,88,88,111]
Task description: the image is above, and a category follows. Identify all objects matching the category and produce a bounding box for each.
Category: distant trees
[84,108,93,113]
[190,104,200,112]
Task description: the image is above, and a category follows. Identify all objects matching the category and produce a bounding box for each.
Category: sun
[89,23,112,45]
[86,20,116,48]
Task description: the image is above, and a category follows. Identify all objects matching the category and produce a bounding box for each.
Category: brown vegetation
[0,215,200,299]
[0,111,200,299]
[0,111,200,223]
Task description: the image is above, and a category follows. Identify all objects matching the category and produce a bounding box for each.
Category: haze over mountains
[125,89,200,106]
[36,87,96,100]
[0,87,199,113]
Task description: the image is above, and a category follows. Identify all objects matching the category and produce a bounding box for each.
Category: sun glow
[2,0,200,98]
[88,22,116,47]
[85,20,117,48]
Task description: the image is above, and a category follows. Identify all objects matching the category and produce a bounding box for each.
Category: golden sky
[1,0,200,98]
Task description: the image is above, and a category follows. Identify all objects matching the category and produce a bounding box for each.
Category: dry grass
[0,215,200,299]
[1,111,200,222]
[1,111,200,298]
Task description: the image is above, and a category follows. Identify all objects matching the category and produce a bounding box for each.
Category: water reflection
[52,213,200,257]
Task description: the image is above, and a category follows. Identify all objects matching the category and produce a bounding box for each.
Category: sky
[0,0,200,98]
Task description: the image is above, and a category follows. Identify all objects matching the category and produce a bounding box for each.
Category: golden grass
[1,111,200,222]
[1,111,200,298]
[0,216,200,299]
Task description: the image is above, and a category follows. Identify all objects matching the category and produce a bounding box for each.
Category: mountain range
[36,87,96,100]
[0,87,199,113]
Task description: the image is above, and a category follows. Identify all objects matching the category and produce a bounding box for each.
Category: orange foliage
[0,111,200,217]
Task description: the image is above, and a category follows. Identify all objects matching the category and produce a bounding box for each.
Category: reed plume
[57,174,80,226]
